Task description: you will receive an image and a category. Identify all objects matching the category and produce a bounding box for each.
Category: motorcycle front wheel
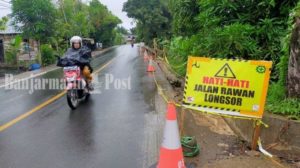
[67,90,79,110]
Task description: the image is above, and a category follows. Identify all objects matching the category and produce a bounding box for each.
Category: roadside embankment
[142,45,300,168]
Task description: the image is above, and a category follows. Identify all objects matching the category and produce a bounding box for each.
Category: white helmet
[70,36,82,48]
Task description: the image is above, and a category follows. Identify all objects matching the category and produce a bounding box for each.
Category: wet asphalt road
[0,45,157,168]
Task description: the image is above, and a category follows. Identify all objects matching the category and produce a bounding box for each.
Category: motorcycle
[63,65,90,109]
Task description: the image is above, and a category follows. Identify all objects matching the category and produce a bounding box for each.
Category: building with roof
[0,19,38,64]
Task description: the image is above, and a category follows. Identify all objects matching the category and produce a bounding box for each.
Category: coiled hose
[181,136,200,157]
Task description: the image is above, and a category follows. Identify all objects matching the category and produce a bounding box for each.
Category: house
[0,19,39,64]
[0,22,19,63]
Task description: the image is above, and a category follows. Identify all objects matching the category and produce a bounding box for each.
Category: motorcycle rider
[58,36,94,90]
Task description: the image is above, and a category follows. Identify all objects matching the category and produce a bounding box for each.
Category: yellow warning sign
[215,63,236,78]
[183,57,272,119]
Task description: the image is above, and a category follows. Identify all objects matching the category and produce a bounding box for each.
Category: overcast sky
[98,0,135,30]
[0,0,135,30]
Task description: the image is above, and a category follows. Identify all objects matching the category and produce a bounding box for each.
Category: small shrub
[267,83,286,103]
[5,51,17,65]
[266,98,300,118]
[41,44,55,66]
[266,83,300,118]
[5,35,22,65]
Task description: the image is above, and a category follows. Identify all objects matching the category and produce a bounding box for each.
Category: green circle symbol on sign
[256,66,266,73]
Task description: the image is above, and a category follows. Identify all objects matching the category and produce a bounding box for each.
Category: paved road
[0,45,157,168]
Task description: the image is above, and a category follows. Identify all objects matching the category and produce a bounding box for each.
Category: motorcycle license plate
[63,66,78,71]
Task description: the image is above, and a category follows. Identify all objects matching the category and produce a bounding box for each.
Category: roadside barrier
[156,103,187,168]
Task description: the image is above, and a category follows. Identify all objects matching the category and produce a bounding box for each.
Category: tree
[11,0,57,43]
[164,0,298,80]
[0,16,8,31]
[288,3,300,98]
[169,0,200,36]
[52,0,121,51]
[5,35,22,65]
[56,0,94,38]
[123,0,172,44]
[88,0,121,46]
[116,26,129,35]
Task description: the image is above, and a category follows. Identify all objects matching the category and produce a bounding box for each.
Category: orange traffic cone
[147,58,155,72]
[156,103,186,168]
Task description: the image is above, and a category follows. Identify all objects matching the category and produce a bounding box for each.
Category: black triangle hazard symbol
[214,63,236,79]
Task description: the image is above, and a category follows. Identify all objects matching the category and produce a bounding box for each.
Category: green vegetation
[41,44,55,66]
[266,83,300,118]
[12,0,57,43]
[9,0,126,66]
[5,35,22,65]
[124,0,300,117]
[123,0,172,43]
[267,99,300,119]
[0,16,8,30]
[87,0,122,47]
[113,30,124,45]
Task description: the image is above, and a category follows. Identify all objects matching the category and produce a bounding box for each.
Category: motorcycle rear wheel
[67,90,79,110]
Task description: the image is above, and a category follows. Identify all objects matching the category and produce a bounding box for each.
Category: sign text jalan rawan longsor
[194,77,256,106]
